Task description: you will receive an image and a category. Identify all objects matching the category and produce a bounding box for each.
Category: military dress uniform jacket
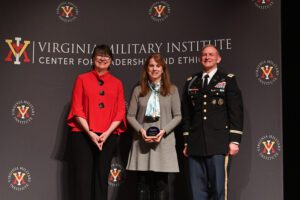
[182,70,243,156]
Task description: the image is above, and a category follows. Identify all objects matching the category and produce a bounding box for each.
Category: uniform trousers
[70,131,117,200]
[188,155,231,200]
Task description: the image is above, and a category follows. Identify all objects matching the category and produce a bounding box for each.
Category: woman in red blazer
[67,44,126,200]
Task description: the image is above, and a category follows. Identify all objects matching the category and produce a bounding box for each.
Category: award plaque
[146,126,160,137]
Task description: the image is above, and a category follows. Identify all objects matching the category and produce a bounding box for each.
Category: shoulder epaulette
[227,73,235,78]
[187,76,193,81]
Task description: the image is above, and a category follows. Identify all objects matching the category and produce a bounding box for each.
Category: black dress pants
[70,131,117,200]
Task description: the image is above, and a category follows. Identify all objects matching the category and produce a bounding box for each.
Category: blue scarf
[145,81,161,119]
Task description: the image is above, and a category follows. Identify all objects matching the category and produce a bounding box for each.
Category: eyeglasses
[96,55,111,60]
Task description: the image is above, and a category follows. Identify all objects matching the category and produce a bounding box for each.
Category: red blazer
[67,70,126,134]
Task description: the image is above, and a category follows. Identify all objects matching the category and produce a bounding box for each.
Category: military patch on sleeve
[187,76,193,81]
[227,73,235,78]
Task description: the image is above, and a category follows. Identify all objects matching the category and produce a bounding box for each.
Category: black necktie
[202,74,209,90]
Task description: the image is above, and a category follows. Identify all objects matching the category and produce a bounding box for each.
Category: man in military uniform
[181,44,243,200]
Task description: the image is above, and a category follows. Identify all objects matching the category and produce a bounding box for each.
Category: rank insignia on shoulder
[187,76,193,81]
[227,73,235,78]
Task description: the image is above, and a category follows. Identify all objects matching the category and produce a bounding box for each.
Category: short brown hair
[200,44,220,56]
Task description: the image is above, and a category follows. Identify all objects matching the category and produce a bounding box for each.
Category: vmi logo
[5,37,31,65]
[17,105,30,119]
[154,4,166,18]
[61,5,74,18]
[149,1,171,22]
[8,166,32,191]
[12,100,35,125]
[256,0,272,4]
[13,172,26,186]
[262,140,275,155]
[108,162,124,187]
[252,0,274,9]
[110,168,121,182]
[256,60,279,85]
[257,134,281,160]
[261,65,273,80]
[56,2,79,22]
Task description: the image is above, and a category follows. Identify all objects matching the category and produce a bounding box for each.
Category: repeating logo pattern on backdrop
[5,37,31,65]
[8,167,32,191]
[256,60,279,85]
[56,1,79,22]
[0,1,283,200]
[12,100,35,125]
[149,1,171,22]
[257,134,281,160]
[252,0,274,9]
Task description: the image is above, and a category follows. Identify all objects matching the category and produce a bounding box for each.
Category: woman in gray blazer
[126,53,182,200]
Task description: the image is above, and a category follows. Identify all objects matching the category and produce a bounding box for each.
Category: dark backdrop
[0,1,283,200]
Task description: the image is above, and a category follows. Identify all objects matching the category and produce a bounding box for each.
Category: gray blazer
[126,85,182,172]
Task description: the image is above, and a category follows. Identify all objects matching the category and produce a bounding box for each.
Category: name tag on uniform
[188,88,199,95]
[189,88,199,91]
